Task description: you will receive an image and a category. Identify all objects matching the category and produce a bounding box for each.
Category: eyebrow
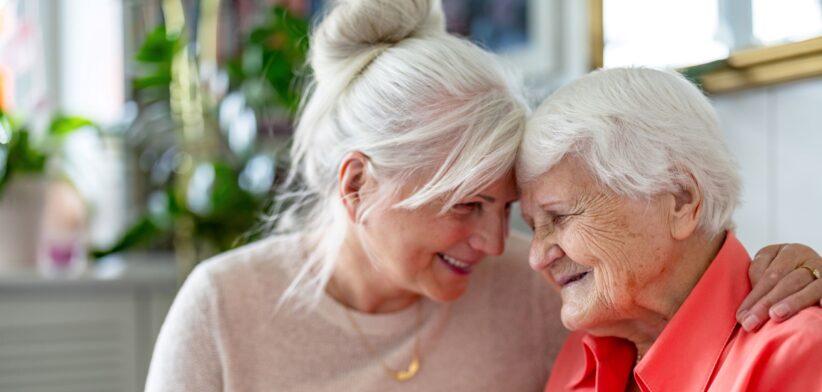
[538,196,571,209]
[477,194,496,203]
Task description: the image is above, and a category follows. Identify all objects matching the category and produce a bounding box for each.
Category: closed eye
[552,215,568,225]
[452,202,482,214]
[551,211,581,226]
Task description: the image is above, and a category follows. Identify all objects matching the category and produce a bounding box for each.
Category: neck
[595,231,728,359]
[326,228,420,314]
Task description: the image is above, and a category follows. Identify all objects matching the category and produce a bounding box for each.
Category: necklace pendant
[392,356,420,382]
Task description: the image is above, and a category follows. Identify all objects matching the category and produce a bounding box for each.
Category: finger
[737,246,795,320]
[739,244,814,317]
[739,268,814,332]
[749,245,784,286]
[768,278,822,321]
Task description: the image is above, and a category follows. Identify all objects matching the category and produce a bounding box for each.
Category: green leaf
[0,113,13,193]
[133,73,173,91]
[0,145,10,196]
[0,112,46,196]
[132,24,181,95]
[228,5,309,116]
[12,131,47,173]
[135,25,181,64]
[0,111,13,143]
[49,115,95,137]
[90,214,170,259]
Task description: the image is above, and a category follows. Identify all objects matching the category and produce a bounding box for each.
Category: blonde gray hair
[272,0,527,309]
[518,67,740,237]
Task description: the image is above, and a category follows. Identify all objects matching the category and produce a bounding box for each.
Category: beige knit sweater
[145,232,567,391]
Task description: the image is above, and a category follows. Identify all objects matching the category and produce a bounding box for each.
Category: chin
[560,303,596,332]
[424,285,468,303]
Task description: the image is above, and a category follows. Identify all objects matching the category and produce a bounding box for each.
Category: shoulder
[178,234,302,323]
[193,233,300,294]
[724,307,822,368]
[726,307,822,389]
[752,307,822,349]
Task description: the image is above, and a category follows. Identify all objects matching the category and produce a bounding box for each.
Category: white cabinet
[0,257,176,392]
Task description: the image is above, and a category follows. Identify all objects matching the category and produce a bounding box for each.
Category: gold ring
[798,265,822,280]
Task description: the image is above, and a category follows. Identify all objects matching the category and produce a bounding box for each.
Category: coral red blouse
[545,233,822,391]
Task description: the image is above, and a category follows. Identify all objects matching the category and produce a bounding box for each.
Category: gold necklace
[341,300,423,382]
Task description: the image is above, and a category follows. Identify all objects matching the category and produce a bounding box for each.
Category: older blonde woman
[146,1,822,390]
[147,1,562,390]
[520,68,822,392]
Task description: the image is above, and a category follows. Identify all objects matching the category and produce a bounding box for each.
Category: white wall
[57,0,125,125]
[713,77,822,252]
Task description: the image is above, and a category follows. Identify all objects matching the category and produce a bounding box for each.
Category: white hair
[518,67,740,237]
[269,0,527,310]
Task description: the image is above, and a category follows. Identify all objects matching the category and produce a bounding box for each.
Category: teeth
[440,254,469,269]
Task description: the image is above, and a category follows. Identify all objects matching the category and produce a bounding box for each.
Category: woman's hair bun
[311,0,445,82]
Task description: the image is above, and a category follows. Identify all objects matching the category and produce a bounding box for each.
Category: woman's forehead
[519,157,592,196]
[470,171,519,200]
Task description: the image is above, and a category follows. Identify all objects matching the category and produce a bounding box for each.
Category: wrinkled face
[520,156,678,333]
[359,172,518,302]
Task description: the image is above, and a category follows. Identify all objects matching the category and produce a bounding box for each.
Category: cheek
[560,272,628,331]
[429,217,475,247]
[557,222,641,320]
[364,211,425,266]
[389,217,473,267]
[591,265,633,309]
[564,212,642,274]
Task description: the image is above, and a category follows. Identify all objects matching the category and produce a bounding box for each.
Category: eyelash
[453,202,514,215]
[552,214,569,225]
[453,202,482,214]
[551,211,582,226]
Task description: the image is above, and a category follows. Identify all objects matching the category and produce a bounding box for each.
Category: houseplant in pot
[0,110,96,273]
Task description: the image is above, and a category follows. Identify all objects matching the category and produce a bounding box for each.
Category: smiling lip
[554,271,591,287]
[437,253,476,275]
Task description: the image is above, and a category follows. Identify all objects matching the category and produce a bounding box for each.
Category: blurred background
[0,0,820,390]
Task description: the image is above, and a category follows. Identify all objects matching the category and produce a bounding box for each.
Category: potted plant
[0,110,96,272]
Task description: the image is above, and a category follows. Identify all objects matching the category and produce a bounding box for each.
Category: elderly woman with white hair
[519,67,822,392]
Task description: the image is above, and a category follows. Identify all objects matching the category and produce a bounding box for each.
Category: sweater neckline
[316,291,441,336]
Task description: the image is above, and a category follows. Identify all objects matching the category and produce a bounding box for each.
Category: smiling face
[356,171,519,303]
[520,155,684,333]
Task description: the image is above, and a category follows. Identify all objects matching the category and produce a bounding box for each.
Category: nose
[529,240,565,272]
[468,210,509,256]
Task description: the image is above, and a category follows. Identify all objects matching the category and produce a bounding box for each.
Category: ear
[668,173,703,240]
[338,151,371,221]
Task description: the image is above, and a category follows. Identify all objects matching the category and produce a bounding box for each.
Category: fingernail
[771,304,790,319]
[736,309,747,319]
[742,314,760,331]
